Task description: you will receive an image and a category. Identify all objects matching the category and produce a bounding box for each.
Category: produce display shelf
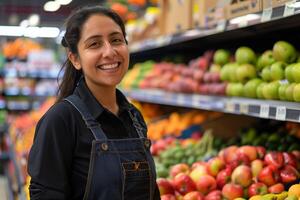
[3,69,60,79]
[4,90,56,97]
[129,6,300,59]
[123,89,300,123]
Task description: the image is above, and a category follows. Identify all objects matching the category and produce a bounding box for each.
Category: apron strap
[64,95,107,140]
[127,109,146,138]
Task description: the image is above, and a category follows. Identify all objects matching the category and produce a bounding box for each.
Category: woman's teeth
[98,63,119,70]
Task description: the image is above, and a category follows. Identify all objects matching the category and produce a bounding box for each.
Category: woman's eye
[112,38,123,43]
[89,42,100,48]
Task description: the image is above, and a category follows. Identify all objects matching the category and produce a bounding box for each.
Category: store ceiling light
[0,26,60,38]
[56,0,72,5]
[0,26,24,37]
[44,1,61,12]
[20,20,29,28]
[28,14,40,26]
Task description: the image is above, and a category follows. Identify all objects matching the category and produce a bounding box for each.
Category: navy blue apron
[65,95,157,200]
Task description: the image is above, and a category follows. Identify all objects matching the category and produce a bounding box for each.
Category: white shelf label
[240,104,249,114]
[238,20,248,28]
[284,1,296,17]
[276,106,286,121]
[260,105,269,118]
[177,94,186,105]
[261,8,273,22]
[192,95,201,107]
[226,102,235,113]
[216,20,226,32]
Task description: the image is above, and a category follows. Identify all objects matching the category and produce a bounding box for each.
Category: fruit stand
[121,2,300,200]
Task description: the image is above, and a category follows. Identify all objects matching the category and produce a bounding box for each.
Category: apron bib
[65,95,157,200]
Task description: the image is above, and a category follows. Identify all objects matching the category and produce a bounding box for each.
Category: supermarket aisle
[0,176,10,200]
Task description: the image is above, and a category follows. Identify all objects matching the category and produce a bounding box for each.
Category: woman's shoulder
[38,100,77,125]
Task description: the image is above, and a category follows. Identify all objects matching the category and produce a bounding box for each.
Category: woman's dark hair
[56,5,127,102]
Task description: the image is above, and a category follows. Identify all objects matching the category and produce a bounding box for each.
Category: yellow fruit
[276,191,288,200]
[250,195,263,200]
[289,184,300,197]
[262,194,277,200]
[285,195,298,200]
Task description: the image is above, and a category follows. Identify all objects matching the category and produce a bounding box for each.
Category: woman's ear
[68,51,82,70]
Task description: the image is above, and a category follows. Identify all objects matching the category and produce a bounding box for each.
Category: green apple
[285,64,295,83]
[293,83,300,102]
[214,49,230,65]
[261,66,272,82]
[262,81,280,99]
[235,46,257,65]
[231,83,244,96]
[292,63,300,83]
[236,63,257,83]
[256,82,267,99]
[228,62,239,82]
[278,83,289,100]
[209,63,222,73]
[270,61,286,81]
[220,63,231,81]
[273,41,297,63]
[257,50,275,71]
[244,78,263,98]
[226,83,233,96]
[285,83,296,101]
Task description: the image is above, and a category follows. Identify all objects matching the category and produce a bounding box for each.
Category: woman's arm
[28,102,75,200]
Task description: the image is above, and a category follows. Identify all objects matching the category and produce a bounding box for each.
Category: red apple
[256,146,266,159]
[161,194,177,200]
[222,183,244,200]
[268,183,285,194]
[233,152,251,167]
[251,159,264,178]
[291,150,300,160]
[280,164,300,183]
[264,152,284,169]
[170,163,190,178]
[231,165,253,187]
[257,165,280,186]
[191,161,207,170]
[283,152,297,168]
[206,157,225,177]
[183,191,204,200]
[222,146,239,164]
[173,173,197,195]
[237,146,258,162]
[204,190,222,200]
[157,178,175,195]
[216,167,232,189]
[195,175,217,195]
[248,182,268,197]
[189,165,208,183]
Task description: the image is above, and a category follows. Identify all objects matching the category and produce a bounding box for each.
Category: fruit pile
[155,130,217,178]
[147,111,210,140]
[122,40,300,102]
[157,145,300,200]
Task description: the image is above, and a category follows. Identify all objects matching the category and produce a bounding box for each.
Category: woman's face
[70,14,129,89]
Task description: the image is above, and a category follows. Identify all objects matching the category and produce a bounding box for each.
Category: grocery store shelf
[3,68,60,79]
[129,6,300,62]
[123,89,300,123]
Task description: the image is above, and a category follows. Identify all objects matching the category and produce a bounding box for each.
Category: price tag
[276,106,286,121]
[261,8,273,22]
[192,95,201,107]
[240,104,249,114]
[284,1,296,17]
[226,102,235,113]
[260,105,269,118]
[216,20,226,32]
[238,20,248,28]
[177,94,186,105]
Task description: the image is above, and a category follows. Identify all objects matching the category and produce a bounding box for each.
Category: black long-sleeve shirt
[28,80,160,199]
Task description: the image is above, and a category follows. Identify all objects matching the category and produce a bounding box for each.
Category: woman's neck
[86,81,119,115]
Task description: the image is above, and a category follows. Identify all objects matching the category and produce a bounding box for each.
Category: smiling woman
[27,5,161,200]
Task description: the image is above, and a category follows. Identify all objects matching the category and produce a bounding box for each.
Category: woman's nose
[102,41,117,58]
